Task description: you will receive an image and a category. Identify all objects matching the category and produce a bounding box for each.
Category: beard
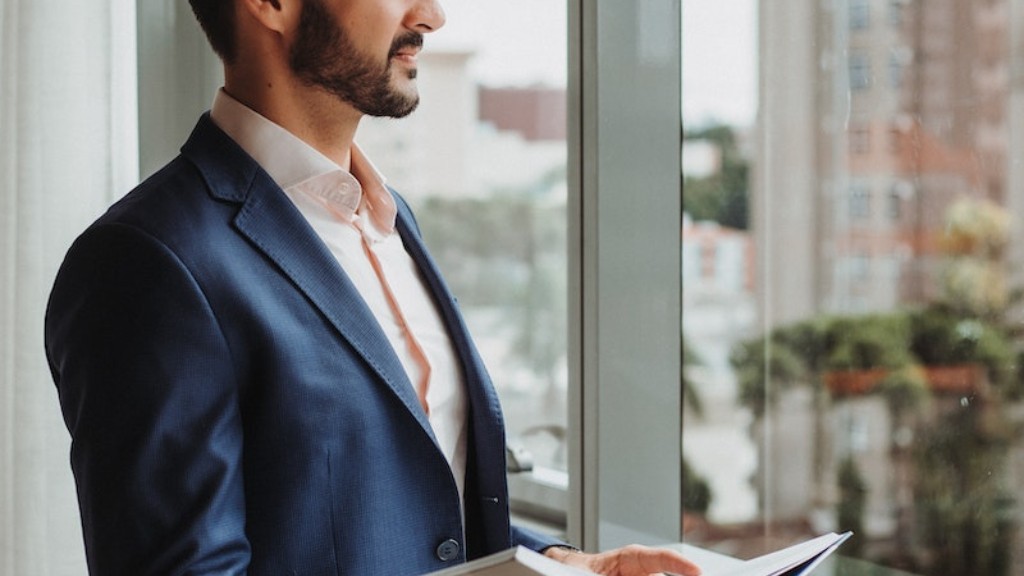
[289,0,423,118]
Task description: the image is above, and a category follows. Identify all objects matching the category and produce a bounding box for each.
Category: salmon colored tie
[300,184,432,415]
[358,231,433,415]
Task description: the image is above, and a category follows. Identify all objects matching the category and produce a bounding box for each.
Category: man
[45,0,701,574]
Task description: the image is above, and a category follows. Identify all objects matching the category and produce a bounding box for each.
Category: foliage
[414,189,567,384]
[730,307,1018,412]
[682,457,713,515]
[939,197,1013,318]
[682,339,705,419]
[682,124,749,230]
[942,260,1009,316]
[942,197,1011,258]
[876,365,929,418]
[731,336,808,418]
[823,314,914,372]
[726,197,1023,575]
[837,457,867,556]
[681,341,713,514]
[729,305,1021,575]
[913,408,1016,576]
[908,307,1019,395]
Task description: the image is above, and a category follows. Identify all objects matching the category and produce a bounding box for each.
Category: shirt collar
[209,89,397,236]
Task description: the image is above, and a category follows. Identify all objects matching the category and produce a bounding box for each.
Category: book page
[711,532,852,576]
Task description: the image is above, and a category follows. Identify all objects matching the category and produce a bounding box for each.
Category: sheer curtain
[0,1,138,573]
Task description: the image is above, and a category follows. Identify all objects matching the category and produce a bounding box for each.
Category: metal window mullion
[568,0,682,553]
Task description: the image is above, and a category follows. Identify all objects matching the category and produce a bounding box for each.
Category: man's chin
[364,91,419,119]
[383,80,420,116]
[386,97,420,119]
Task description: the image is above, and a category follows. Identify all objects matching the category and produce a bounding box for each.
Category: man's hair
[187,0,237,63]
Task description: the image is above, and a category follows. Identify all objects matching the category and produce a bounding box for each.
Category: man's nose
[407,0,446,33]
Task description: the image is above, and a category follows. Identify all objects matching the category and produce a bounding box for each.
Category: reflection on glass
[684,1,1022,574]
[357,0,569,472]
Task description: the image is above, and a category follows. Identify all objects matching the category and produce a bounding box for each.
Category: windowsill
[508,466,569,540]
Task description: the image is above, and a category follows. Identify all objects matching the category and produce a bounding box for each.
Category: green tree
[414,176,569,392]
[682,339,705,418]
[682,457,712,516]
[683,124,749,229]
[837,457,867,556]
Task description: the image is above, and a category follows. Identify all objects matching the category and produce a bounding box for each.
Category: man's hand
[545,544,702,576]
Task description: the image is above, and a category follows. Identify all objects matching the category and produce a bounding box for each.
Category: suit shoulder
[86,155,239,246]
[99,156,204,222]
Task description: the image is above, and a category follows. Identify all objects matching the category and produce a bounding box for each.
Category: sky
[427,0,568,88]
[682,0,758,128]
[426,0,757,128]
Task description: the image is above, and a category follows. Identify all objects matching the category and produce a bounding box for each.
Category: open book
[426,532,852,576]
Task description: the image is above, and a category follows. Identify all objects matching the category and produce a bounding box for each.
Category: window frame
[568,0,683,551]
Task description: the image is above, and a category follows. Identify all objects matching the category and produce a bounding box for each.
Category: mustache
[388,32,424,58]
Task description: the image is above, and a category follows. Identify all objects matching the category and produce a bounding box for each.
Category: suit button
[436,539,460,562]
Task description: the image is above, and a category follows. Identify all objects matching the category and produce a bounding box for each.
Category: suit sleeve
[511,524,565,552]
[45,223,250,575]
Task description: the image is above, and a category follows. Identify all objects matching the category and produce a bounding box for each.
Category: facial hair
[289,0,424,118]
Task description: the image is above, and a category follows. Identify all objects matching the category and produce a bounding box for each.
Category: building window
[849,124,871,155]
[889,47,912,90]
[850,0,871,30]
[888,0,906,27]
[888,180,913,221]
[851,252,871,281]
[849,53,872,90]
[888,124,903,154]
[889,53,904,89]
[850,184,872,220]
[887,187,902,220]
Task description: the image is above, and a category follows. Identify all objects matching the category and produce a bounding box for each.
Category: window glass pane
[358,0,569,474]
[684,1,1022,574]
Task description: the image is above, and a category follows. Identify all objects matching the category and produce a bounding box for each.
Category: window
[887,182,911,221]
[889,47,912,90]
[849,124,871,154]
[850,0,871,30]
[849,52,873,91]
[888,123,904,154]
[888,0,907,27]
[849,252,872,281]
[888,52,905,89]
[354,0,574,534]
[849,183,872,220]
[685,1,1023,574]
[366,0,683,552]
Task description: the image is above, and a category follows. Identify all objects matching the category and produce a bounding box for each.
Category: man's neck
[224,73,361,171]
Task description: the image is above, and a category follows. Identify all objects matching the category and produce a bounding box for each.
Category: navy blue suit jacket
[45,115,559,575]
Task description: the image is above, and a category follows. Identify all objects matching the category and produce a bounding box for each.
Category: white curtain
[0,0,138,573]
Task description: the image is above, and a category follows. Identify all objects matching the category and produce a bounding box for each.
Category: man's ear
[237,0,298,35]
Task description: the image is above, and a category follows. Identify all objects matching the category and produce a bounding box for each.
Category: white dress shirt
[210,89,469,507]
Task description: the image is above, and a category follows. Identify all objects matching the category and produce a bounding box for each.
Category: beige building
[756,0,1024,324]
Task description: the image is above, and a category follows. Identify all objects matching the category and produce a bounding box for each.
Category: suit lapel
[181,115,436,439]
[394,199,512,548]
[393,198,507,448]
